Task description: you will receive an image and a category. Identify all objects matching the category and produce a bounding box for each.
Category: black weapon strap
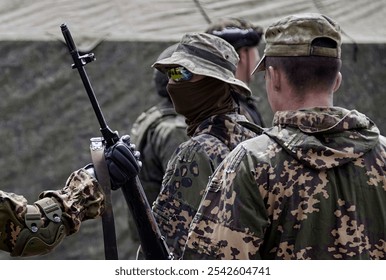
[90,137,119,259]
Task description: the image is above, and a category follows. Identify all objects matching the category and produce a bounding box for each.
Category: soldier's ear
[267,66,282,92]
[333,72,342,93]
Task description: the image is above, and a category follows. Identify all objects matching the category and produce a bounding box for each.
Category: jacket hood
[264,107,380,170]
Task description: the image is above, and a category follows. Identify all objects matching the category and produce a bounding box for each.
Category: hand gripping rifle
[60,23,172,260]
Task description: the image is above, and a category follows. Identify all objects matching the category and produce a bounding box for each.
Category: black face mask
[167,77,234,136]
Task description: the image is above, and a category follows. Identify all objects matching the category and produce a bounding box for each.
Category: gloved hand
[104,135,142,190]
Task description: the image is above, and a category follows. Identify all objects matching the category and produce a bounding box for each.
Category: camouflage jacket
[152,113,259,259]
[185,107,386,260]
[131,101,188,204]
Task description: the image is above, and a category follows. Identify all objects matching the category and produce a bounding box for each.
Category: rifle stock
[124,177,172,259]
[60,23,172,260]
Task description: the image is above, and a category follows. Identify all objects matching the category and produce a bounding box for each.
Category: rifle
[60,23,172,260]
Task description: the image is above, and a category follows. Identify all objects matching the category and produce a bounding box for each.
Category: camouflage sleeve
[0,168,104,256]
[39,168,105,235]
[184,143,270,260]
[153,137,221,259]
[0,190,28,253]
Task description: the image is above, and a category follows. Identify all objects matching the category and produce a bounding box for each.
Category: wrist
[24,197,64,233]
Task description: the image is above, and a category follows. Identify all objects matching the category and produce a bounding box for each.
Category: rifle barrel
[61,24,171,260]
[61,23,119,260]
[61,23,118,147]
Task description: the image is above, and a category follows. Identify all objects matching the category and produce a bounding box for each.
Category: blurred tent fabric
[0,0,385,51]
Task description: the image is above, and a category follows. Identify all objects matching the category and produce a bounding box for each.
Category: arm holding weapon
[60,24,172,260]
[0,26,137,258]
[0,166,105,257]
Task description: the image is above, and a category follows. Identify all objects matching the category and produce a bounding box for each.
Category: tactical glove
[0,168,105,257]
[104,135,142,190]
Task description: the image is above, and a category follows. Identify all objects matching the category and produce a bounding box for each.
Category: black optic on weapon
[212,27,262,50]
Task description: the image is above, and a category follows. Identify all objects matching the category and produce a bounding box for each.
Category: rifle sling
[90,139,119,260]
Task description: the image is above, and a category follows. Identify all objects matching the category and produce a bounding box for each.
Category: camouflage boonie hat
[152,32,251,97]
[153,43,178,98]
[253,13,341,73]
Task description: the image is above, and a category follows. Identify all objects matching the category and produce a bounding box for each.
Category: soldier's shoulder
[133,106,176,128]
[174,134,225,164]
[156,114,186,131]
[131,106,180,144]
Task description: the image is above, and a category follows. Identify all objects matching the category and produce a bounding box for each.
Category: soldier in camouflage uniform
[151,32,260,259]
[205,18,265,126]
[131,44,188,205]
[184,13,386,260]
[129,44,189,258]
[0,135,140,257]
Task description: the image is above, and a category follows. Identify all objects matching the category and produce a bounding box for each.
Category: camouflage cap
[253,13,341,73]
[152,32,251,96]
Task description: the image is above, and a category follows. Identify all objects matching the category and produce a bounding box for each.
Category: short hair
[265,38,342,94]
